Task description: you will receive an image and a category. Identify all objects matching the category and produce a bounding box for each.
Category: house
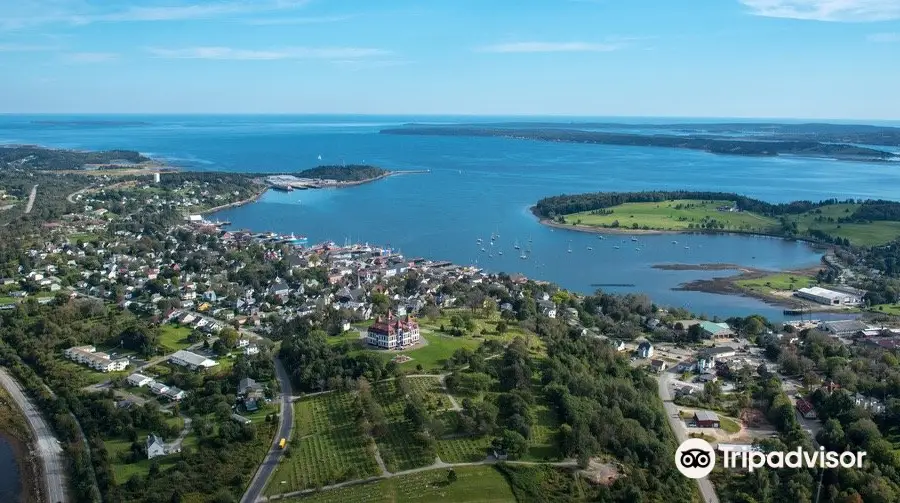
[341,321,352,332]
[693,411,720,428]
[169,350,218,370]
[796,287,862,306]
[147,434,167,459]
[231,413,251,425]
[366,312,420,349]
[243,345,260,356]
[637,341,654,359]
[611,340,626,352]
[236,339,250,348]
[164,387,187,401]
[126,373,154,387]
[650,359,667,373]
[698,321,734,340]
[238,377,264,396]
[819,320,868,338]
[64,345,130,372]
[268,279,290,297]
[853,393,886,414]
[148,382,170,395]
[796,398,817,419]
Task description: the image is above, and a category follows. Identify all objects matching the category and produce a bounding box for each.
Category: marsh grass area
[561,200,900,246]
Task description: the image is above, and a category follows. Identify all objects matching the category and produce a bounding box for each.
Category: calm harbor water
[4,114,900,319]
[0,435,23,503]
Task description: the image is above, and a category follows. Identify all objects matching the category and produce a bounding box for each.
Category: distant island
[533,190,900,247]
[0,145,152,171]
[381,123,900,161]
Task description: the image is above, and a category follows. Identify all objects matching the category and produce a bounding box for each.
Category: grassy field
[106,415,185,483]
[159,325,193,352]
[735,273,817,293]
[719,417,741,434]
[871,304,900,316]
[266,392,380,494]
[373,380,440,471]
[563,200,900,246]
[279,465,516,502]
[785,203,900,246]
[563,199,779,233]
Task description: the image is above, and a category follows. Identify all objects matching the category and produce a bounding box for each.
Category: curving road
[240,358,294,503]
[0,367,68,503]
[658,370,719,503]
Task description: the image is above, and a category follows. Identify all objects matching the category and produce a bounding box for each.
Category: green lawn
[159,325,193,352]
[279,465,515,502]
[870,304,900,316]
[326,329,364,346]
[563,199,779,233]
[105,416,185,483]
[56,359,127,387]
[523,399,562,461]
[719,417,741,434]
[735,273,817,293]
[266,392,380,494]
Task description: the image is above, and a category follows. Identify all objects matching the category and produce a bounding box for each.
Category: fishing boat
[514,239,520,250]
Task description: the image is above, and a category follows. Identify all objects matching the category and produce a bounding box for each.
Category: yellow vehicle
[279,438,286,449]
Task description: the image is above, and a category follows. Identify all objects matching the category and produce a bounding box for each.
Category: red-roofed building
[796,398,817,419]
[366,312,420,349]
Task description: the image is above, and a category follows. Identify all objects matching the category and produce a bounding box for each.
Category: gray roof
[822,320,867,333]
[694,411,719,422]
[147,433,164,448]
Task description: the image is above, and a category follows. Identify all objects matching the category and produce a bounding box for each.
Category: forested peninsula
[381,125,899,161]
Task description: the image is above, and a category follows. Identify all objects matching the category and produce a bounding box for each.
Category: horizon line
[1,112,899,123]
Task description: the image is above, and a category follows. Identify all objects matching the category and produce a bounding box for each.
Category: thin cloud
[867,32,900,42]
[64,52,118,63]
[0,43,57,52]
[477,41,626,53]
[245,15,354,25]
[1,0,311,29]
[146,46,390,60]
[739,0,900,22]
[330,59,412,70]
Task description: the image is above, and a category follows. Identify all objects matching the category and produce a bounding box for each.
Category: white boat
[567,241,572,253]
[498,251,503,255]
[631,237,638,242]
[672,240,678,244]
[514,239,520,250]
[481,247,486,252]
[613,246,620,249]
[520,253,527,259]
[317,154,322,160]
[587,246,593,250]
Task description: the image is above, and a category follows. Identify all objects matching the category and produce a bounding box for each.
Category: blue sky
[0,0,898,119]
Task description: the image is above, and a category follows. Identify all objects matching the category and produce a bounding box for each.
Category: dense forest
[0,145,149,170]
[380,126,898,161]
[294,165,388,182]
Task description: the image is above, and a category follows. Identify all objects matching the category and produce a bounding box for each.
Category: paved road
[658,371,720,503]
[0,367,68,503]
[24,184,38,214]
[241,358,294,503]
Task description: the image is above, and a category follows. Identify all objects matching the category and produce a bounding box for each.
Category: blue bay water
[3,114,899,320]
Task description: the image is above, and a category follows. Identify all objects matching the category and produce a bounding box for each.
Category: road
[240,358,294,503]
[0,367,68,503]
[24,184,38,214]
[658,371,720,503]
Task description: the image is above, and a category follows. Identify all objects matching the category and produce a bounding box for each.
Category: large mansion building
[366,313,420,349]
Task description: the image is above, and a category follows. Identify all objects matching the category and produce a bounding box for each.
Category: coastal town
[1,148,899,503]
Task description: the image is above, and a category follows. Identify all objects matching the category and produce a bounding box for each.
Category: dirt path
[24,184,37,214]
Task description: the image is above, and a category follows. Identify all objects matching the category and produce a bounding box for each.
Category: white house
[126,373,153,387]
[796,287,861,306]
[164,387,187,401]
[243,345,260,356]
[637,341,654,359]
[148,382,170,395]
[169,350,218,370]
[147,434,167,459]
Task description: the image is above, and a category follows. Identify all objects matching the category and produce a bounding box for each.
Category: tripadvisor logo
[675,438,867,479]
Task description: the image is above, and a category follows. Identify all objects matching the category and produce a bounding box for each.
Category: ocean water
[0,436,22,503]
[3,114,899,320]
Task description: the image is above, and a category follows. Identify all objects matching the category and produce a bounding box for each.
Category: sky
[0,0,898,119]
